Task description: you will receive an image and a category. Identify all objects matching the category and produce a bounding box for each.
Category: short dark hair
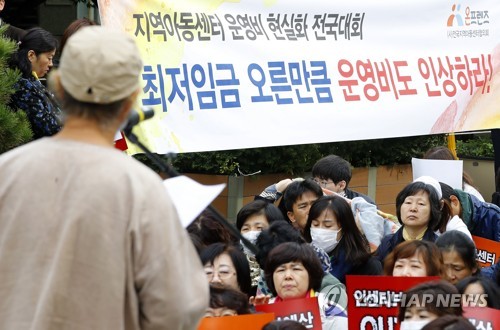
[455,276,500,309]
[383,240,443,276]
[398,280,462,322]
[11,27,58,77]
[396,181,441,230]
[200,243,252,296]
[312,155,352,186]
[435,231,479,275]
[236,200,286,231]
[264,242,323,297]
[255,221,305,269]
[208,284,251,315]
[303,195,370,264]
[281,179,323,215]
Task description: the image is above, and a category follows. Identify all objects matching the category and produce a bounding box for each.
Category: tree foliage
[134,134,450,176]
[0,26,33,154]
[456,134,494,159]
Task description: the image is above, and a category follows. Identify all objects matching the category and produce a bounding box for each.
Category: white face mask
[400,320,431,330]
[240,230,260,257]
[310,227,340,253]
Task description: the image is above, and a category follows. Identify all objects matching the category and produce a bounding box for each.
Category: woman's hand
[249,294,271,306]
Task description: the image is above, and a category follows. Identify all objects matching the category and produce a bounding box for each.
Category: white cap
[57,26,142,104]
[413,175,442,199]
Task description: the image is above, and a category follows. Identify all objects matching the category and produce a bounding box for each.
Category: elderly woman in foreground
[254,242,347,329]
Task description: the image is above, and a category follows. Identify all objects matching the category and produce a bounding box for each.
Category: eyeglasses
[312,178,335,188]
[204,267,236,280]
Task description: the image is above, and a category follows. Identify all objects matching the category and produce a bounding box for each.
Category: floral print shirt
[10,76,62,139]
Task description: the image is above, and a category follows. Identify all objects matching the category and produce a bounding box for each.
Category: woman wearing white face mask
[236,200,287,295]
[303,195,382,284]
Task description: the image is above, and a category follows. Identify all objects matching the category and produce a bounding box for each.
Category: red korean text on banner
[197,313,275,330]
[255,296,322,329]
[346,275,439,330]
[463,306,500,330]
[472,235,500,268]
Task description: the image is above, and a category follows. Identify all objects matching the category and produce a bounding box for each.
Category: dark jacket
[455,189,500,242]
[329,245,382,284]
[345,188,376,205]
[375,226,438,263]
[480,263,499,281]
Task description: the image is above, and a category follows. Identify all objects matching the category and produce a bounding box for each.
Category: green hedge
[134,133,494,176]
[456,134,494,159]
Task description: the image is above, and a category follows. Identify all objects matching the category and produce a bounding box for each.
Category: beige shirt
[0,138,208,330]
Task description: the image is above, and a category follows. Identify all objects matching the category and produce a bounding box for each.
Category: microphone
[123,107,155,132]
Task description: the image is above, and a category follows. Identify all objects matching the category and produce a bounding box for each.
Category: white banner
[97,0,500,154]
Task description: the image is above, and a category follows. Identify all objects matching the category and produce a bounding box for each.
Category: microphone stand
[124,127,259,256]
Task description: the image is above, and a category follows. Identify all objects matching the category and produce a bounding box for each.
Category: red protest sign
[197,313,275,330]
[464,306,500,330]
[346,275,439,330]
[472,235,500,268]
[255,296,322,329]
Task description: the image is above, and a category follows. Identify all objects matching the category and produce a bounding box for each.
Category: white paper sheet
[411,158,463,189]
[163,176,226,228]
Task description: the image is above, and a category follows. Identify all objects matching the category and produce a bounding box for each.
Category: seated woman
[439,181,500,242]
[253,221,335,296]
[432,182,472,239]
[200,243,252,297]
[455,276,500,309]
[237,200,286,256]
[9,27,62,139]
[384,240,443,277]
[204,284,251,318]
[435,231,480,285]
[303,195,382,284]
[398,280,463,330]
[376,178,442,262]
[256,242,347,329]
[236,200,287,294]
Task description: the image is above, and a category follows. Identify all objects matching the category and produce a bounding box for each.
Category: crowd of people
[190,153,499,329]
[0,4,499,330]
